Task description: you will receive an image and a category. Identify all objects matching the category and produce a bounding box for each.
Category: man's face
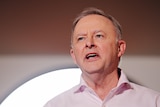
[70,15,126,74]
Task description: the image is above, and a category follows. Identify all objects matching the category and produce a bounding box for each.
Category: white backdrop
[1,68,81,107]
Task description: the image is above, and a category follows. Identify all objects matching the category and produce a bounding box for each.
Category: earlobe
[70,49,74,59]
[70,49,77,64]
[118,40,126,57]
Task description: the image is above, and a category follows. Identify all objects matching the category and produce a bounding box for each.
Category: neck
[82,69,119,100]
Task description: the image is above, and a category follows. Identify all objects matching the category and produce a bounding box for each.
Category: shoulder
[44,84,79,107]
[130,82,160,97]
[120,70,160,97]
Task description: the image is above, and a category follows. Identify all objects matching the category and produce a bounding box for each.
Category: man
[44,7,160,107]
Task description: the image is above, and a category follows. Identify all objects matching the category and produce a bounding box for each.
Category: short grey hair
[71,7,122,44]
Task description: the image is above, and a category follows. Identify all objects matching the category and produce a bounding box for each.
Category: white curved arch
[1,68,81,107]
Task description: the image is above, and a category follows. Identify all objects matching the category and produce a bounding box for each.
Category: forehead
[74,14,115,34]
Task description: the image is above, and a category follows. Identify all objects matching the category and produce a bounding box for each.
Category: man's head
[71,7,122,45]
[70,7,126,74]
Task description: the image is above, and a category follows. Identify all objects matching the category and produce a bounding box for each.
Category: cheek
[101,43,118,57]
[72,48,83,61]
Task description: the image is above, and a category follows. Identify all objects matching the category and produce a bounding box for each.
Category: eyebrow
[75,30,105,37]
[93,30,105,34]
[76,32,87,37]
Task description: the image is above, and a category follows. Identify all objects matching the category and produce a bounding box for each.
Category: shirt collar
[74,76,88,93]
[74,69,133,94]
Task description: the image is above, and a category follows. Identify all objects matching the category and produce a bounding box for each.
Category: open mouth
[86,53,98,59]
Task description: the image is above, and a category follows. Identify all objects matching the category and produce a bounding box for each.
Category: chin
[83,67,102,74]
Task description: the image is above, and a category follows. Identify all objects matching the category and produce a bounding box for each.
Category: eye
[77,36,85,41]
[95,34,103,38]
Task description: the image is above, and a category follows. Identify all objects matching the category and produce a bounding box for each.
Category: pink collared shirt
[44,70,160,107]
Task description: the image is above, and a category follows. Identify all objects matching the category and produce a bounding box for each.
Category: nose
[86,37,95,48]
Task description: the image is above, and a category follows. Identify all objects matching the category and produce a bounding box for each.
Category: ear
[117,40,126,57]
[70,48,77,65]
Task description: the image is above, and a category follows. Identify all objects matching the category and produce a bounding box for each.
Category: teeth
[86,53,97,59]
